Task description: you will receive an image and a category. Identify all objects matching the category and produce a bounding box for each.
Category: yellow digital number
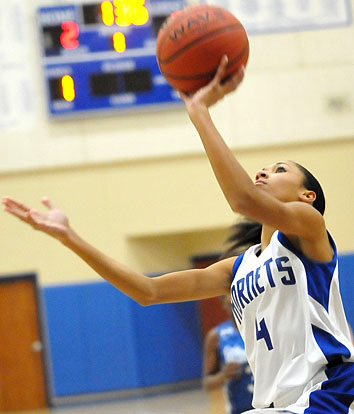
[101,1,115,26]
[101,1,149,28]
[113,0,149,26]
[112,32,126,53]
[61,75,75,102]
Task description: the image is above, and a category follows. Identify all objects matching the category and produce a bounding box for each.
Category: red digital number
[60,21,79,49]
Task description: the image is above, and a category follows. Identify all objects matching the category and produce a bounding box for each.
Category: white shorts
[242,407,354,414]
[243,361,354,414]
[242,410,296,414]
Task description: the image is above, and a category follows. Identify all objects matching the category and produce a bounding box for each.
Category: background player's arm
[203,328,242,390]
[203,328,224,390]
[2,196,233,305]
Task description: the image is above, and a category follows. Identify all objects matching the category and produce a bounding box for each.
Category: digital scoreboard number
[37,1,185,117]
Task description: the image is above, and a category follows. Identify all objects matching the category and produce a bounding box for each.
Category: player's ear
[299,190,316,206]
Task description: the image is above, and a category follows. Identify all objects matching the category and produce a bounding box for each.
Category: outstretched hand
[179,55,245,115]
[2,196,70,242]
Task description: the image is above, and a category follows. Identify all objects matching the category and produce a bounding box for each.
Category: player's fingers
[41,196,54,210]
[2,196,31,213]
[221,67,245,93]
[213,55,228,84]
[3,204,31,222]
[236,65,245,83]
[219,79,237,95]
[4,205,31,223]
[229,67,245,86]
[177,90,189,101]
[220,54,229,70]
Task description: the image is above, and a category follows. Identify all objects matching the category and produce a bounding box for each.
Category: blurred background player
[203,294,253,414]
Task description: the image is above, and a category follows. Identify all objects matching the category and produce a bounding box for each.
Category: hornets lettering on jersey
[231,255,296,324]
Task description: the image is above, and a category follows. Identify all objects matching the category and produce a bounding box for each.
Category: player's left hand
[2,196,70,242]
[179,55,244,112]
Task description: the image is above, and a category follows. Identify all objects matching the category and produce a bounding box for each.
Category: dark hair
[294,162,326,215]
[220,219,262,259]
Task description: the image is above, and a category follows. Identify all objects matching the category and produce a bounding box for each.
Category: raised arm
[179,57,330,257]
[2,196,233,305]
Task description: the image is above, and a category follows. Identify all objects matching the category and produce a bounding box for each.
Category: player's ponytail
[220,219,262,259]
[294,163,326,215]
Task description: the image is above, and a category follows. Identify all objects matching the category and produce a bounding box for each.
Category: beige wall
[1,137,353,284]
[0,2,353,284]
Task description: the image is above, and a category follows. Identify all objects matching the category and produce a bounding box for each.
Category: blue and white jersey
[230,231,354,412]
[216,320,253,414]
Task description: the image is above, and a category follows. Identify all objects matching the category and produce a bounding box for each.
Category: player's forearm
[188,106,256,213]
[61,228,154,306]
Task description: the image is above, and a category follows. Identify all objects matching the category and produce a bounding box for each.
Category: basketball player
[203,294,253,414]
[3,57,354,413]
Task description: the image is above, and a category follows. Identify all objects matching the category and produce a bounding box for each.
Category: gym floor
[12,388,210,414]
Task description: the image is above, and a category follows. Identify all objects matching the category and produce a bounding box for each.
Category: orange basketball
[156,5,249,93]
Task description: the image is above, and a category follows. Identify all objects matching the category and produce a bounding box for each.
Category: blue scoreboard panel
[37,1,185,117]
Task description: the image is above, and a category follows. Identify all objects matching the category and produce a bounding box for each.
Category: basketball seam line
[156,5,225,56]
[157,24,244,65]
[160,44,248,80]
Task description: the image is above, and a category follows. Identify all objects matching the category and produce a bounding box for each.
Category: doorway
[0,273,49,411]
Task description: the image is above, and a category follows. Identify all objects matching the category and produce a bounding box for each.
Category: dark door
[0,274,48,411]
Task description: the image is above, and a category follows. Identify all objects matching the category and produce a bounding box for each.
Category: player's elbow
[135,290,157,307]
[129,279,158,307]
[135,282,162,307]
[135,296,153,307]
[228,191,254,215]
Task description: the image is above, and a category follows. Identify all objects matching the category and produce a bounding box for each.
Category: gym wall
[0,0,353,402]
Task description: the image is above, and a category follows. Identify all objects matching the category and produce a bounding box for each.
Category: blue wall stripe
[338,253,354,330]
[42,281,202,396]
[131,301,203,387]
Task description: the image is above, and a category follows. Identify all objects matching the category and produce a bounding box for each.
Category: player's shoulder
[276,228,335,263]
[208,256,238,275]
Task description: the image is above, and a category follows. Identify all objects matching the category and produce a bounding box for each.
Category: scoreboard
[37,0,185,117]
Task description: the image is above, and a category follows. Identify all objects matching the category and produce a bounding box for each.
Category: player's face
[254,161,306,202]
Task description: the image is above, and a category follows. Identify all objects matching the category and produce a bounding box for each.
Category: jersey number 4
[255,318,274,351]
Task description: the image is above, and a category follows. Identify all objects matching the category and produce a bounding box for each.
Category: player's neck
[260,225,277,252]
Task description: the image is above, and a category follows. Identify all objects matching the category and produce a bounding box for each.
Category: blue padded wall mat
[338,253,354,329]
[43,281,202,396]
